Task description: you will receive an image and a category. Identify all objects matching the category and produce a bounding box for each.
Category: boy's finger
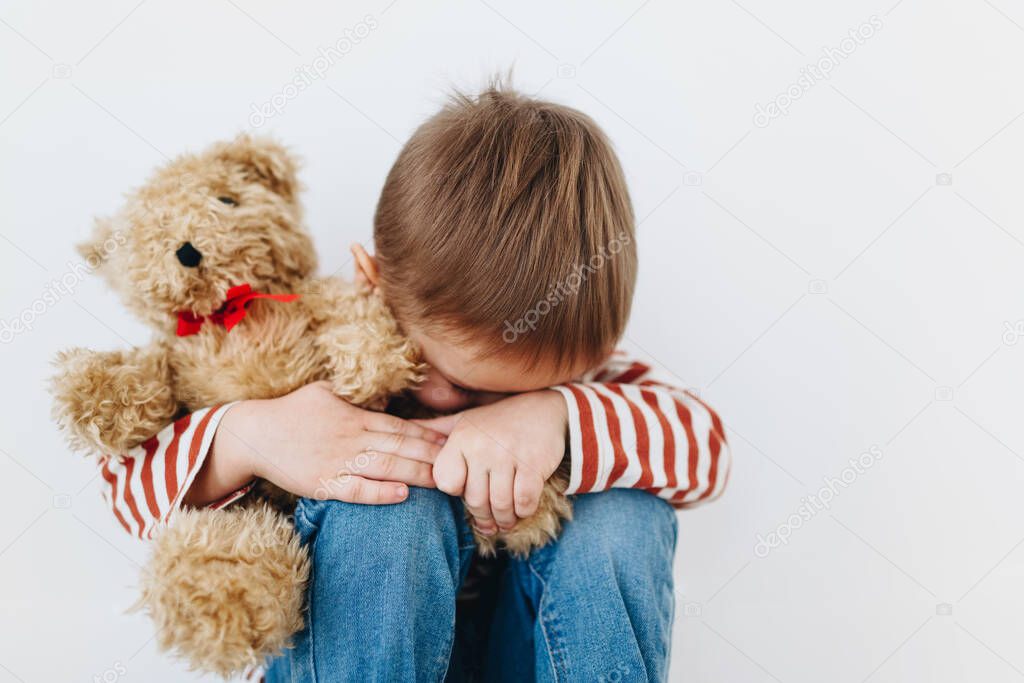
[338,452,435,488]
[433,446,467,496]
[362,432,442,464]
[412,413,462,436]
[364,411,447,445]
[463,469,495,535]
[489,466,517,530]
[323,474,409,505]
[513,470,544,519]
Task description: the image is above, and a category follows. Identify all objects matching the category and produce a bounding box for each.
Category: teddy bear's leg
[51,346,178,454]
[476,470,573,558]
[138,501,309,677]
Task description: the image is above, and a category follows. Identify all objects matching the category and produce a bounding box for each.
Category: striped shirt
[98,353,729,539]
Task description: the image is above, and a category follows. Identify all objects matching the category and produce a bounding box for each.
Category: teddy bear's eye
[217,196,238,206]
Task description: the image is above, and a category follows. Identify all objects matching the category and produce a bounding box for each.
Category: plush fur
[138,503,309,674]
[50,135,571,677]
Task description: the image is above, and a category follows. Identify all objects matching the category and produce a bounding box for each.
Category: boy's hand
[187,382,447,506]
[417,390,568,535]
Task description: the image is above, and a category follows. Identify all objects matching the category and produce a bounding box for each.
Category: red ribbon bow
[176,284,300,337]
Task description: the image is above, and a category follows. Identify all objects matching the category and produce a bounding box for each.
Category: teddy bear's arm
[51,344,179,455]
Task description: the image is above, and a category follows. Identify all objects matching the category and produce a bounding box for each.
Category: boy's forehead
[411,326,590,393]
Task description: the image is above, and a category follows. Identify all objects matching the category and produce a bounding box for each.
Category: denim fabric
[265,488,676,682]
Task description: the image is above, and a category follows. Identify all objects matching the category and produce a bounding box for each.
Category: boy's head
[357,82,636,410]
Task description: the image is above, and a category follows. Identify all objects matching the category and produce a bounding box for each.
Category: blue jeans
[265,488,677,682]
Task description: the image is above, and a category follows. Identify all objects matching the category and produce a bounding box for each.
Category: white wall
[2,1,1024,681]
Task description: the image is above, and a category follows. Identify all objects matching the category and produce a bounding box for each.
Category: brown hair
[374,82,636,370]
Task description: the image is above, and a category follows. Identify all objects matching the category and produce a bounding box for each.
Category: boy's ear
[216,134,298,201]
[351,243,380,287]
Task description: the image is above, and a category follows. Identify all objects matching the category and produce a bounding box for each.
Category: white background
[2,1,1024,681]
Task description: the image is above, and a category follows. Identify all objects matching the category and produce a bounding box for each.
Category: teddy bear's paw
[50,347,178,454]
[477,479,573,558]
[321,322,425,405]
[315,285,426,407]
[138,503,309,677]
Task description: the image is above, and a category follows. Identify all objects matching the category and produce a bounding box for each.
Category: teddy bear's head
[80,135,317,329]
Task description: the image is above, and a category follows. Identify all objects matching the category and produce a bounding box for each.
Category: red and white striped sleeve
[96,403,253,539]
[552,354,730,509]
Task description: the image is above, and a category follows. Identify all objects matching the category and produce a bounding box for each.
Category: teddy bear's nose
[175,242,202,268]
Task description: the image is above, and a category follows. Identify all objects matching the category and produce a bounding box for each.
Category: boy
[100,84,728,681]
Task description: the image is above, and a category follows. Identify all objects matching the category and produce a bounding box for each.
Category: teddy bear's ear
[75,217,123,269]
[216,135,299,202]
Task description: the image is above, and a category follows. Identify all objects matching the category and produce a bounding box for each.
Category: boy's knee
[561,489,677,566]
[293,488,470,596]
[297,486,452,538]
[294,487,468,568]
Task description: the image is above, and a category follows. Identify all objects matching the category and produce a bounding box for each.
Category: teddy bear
[49,135,571,677]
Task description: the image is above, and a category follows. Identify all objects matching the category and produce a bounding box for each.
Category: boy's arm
[553,355,730,508]
[96,384,449,539]
[97,404,246,539]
